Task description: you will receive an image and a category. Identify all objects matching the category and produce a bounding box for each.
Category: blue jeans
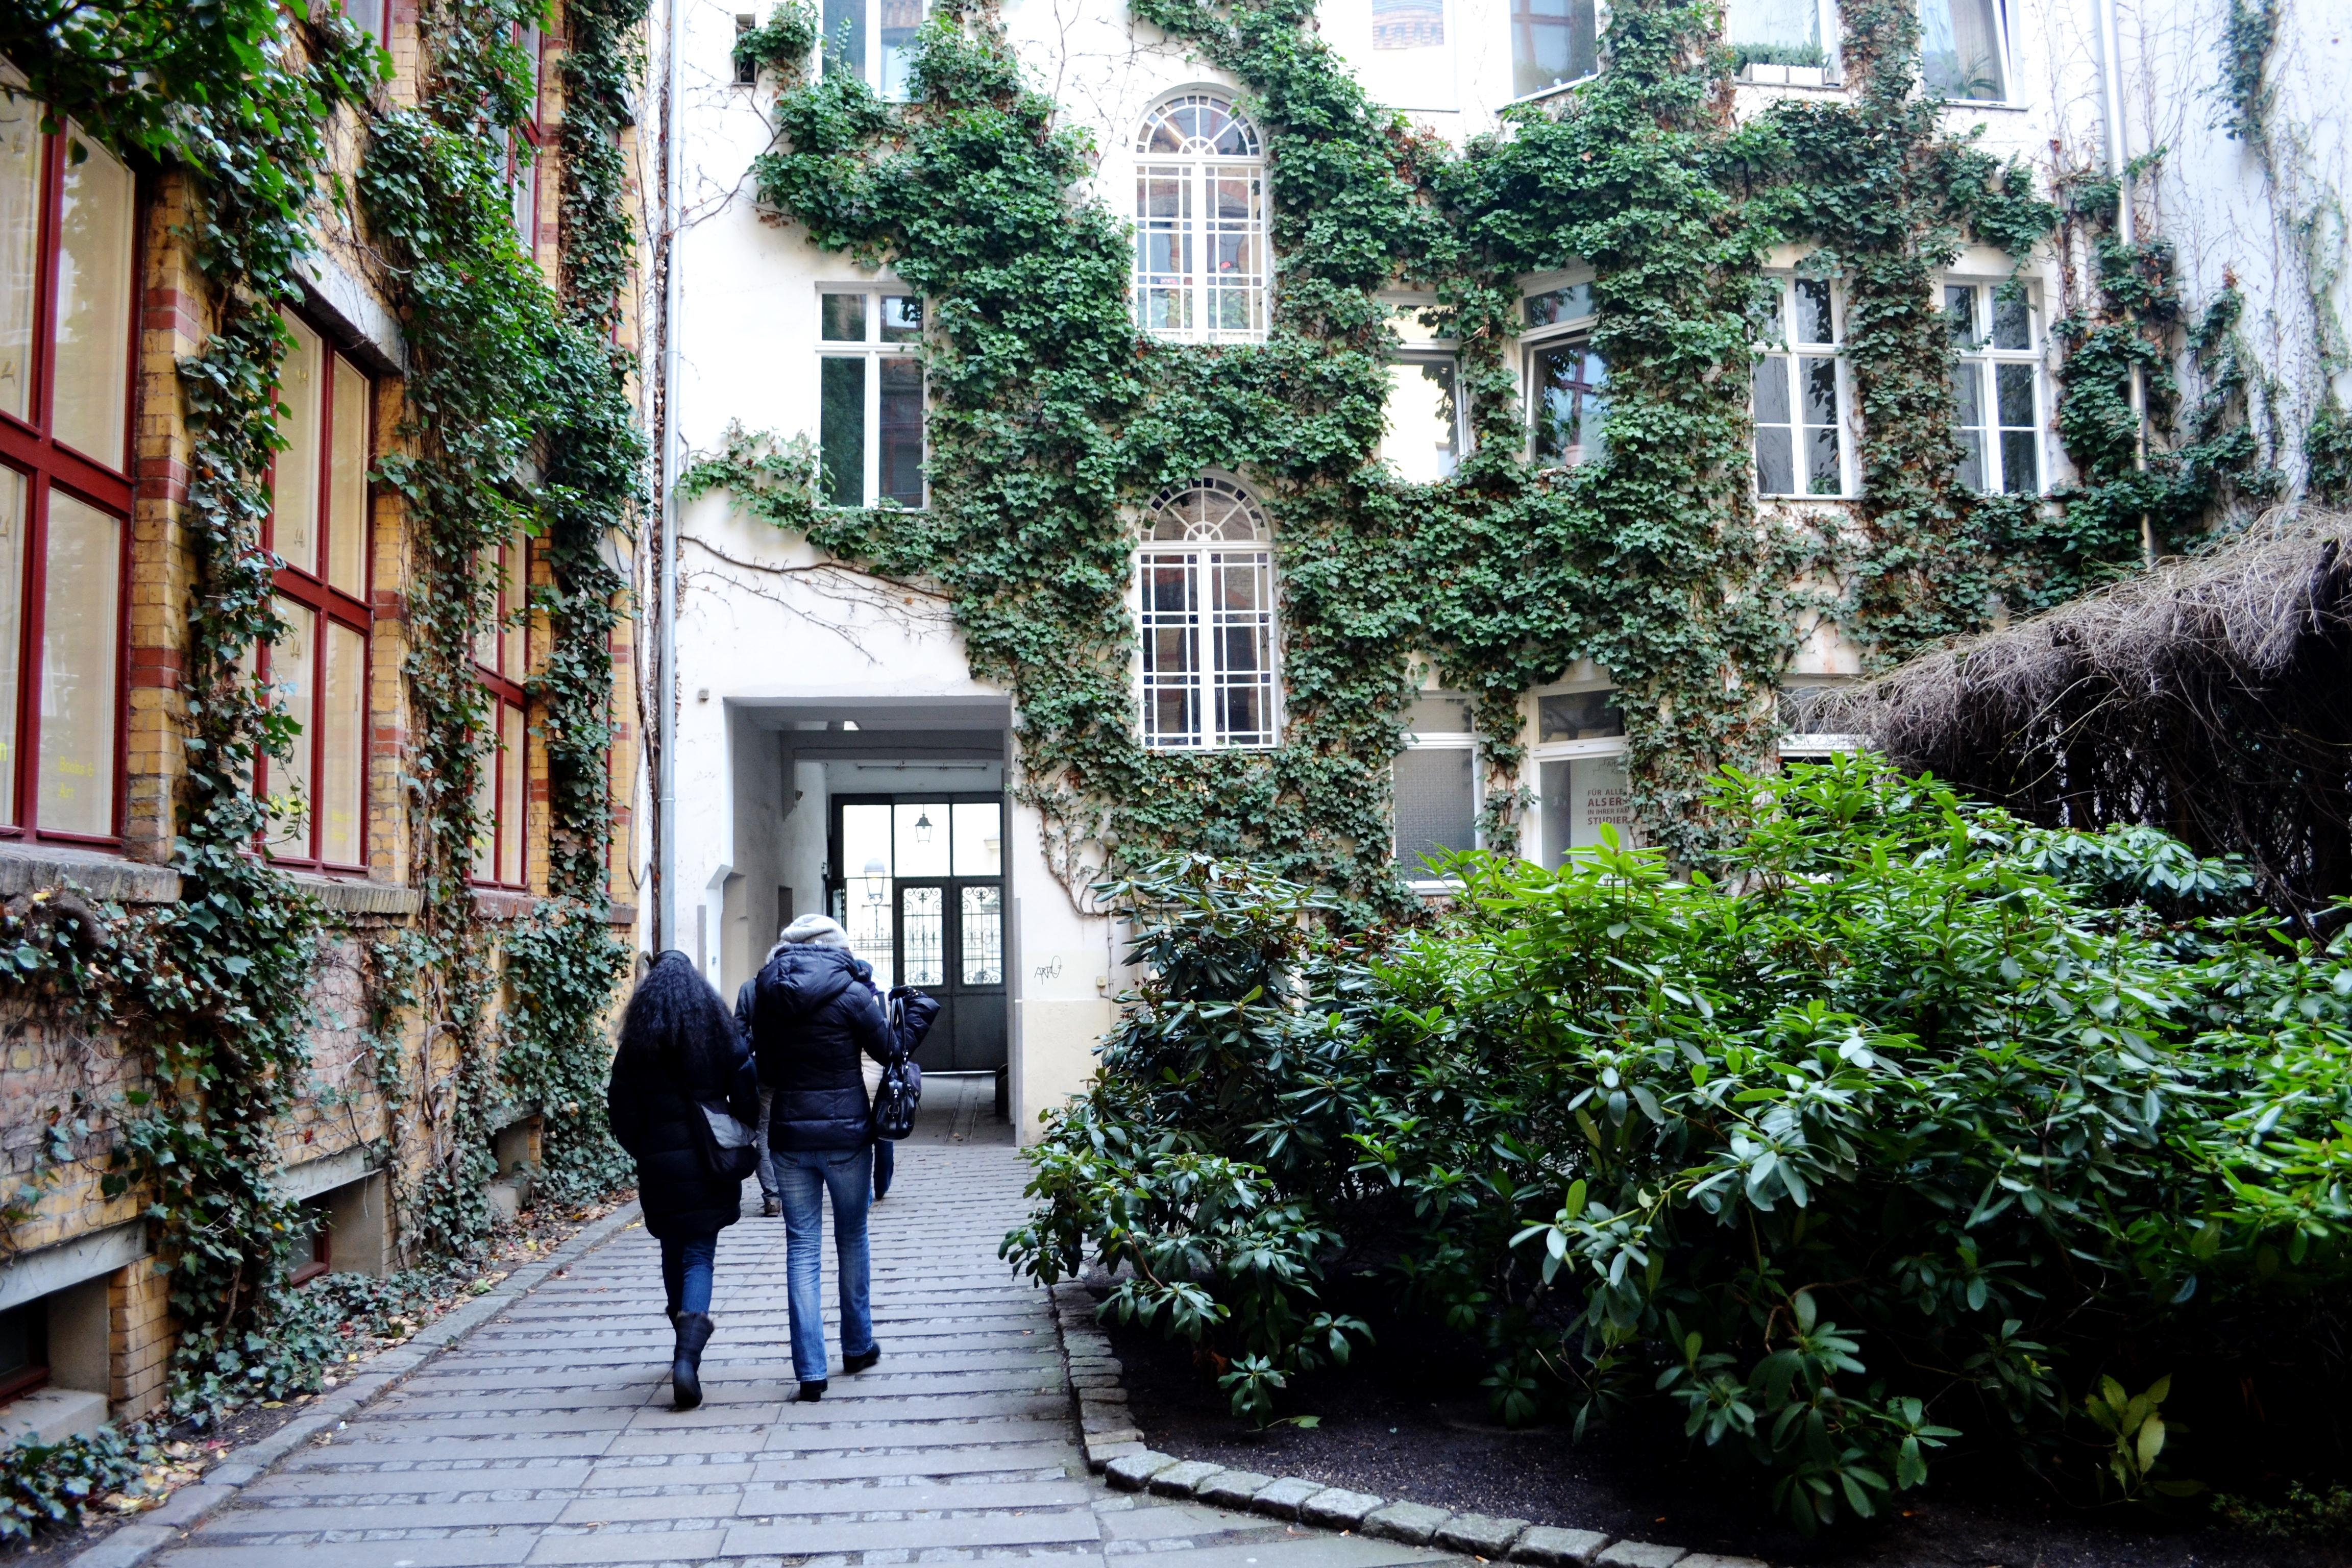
[775,1145,874,1382]
[661,1231,717,1318]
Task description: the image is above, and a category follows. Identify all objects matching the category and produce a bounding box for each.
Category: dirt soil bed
[1098,1303,2347,1568]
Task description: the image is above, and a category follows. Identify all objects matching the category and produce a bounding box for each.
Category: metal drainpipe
[654,0,685,952]
[2096,0,2155,567]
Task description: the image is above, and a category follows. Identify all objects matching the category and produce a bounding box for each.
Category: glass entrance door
[831,796,1007,1072]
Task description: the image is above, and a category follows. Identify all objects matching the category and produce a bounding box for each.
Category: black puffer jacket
[747,945,894,1151]
[607,1012,760,1240]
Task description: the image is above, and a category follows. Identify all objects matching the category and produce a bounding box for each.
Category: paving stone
[1361,1501,1453,1545]
[1247,1476,1326,1520]
[1300,1487,1386,1529]
[1192,1470,1275,1509]
[1084,1437,1148,1472]
[1437,1512,1531,1556]
[1677,1557,1772,1567]
[1102,1450,1181,1491]
[1510,1526,1613,1566]
[1595,1544,1687,1568]
[1145,1459,1226,1497]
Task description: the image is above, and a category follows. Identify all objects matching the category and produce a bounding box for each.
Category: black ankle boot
[671,1312,715,1410]
[796,1379,827,1402]
[843,1346,880,1375]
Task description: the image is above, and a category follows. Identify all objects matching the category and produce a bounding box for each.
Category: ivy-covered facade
[665,0,2346,1138]
[0,0,647,1454]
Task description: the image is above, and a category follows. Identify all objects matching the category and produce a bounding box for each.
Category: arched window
[1137,478,1278,750]
[1133,95,1267,344]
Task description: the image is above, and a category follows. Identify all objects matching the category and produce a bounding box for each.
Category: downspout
[653,0,685,951]
[2096,0,2154,566]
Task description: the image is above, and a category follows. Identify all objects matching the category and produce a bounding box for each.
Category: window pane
[1752,355,1791,425]
[1922,0,2005,100]
[0,470,22,822]
[1799,355,1839,424]
[879,295,922,341]
[1944,284,1978,346]
[328,357,370,596]
[1995,361,2036,428]
[1566,753,1643,849]
[501,530,526,677]
[1991,290,2032,350]
[1511,0,1596,96]
[499,699,524,885]
[1726,0,1821,53]
[1380,359,1459,483]
[1956,428,1986,492]
[1952,360,1982,427]
[2000,428,2039,494]
[1533,341,1601,465]
[878,357,923,506]
[959,884,1002,986]
[470,709,496,880]
[822,0,868,81]
[880,0,923,99]
[51,131,134,471]
[1393,745,1474,872]
[894,801,950,877]
[820,356,865,506]
[820,292,867,341]
[38,493,117,835]
[1754,425,1795,495]
[274,315,323,576]
[322,620,365,866]
[1536,690,1623,741]
[265,597,315,855]
[900,884,944,986]
[1523,283,1591,328]
[841,802,894,967]
[950,800,1001,876]
[1804,424,1841,494]
[1793,278,1834,345]
[0,96,39,424]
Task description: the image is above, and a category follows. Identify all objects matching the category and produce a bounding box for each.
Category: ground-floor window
[1136,478,1279,750]
[1393,691,1476,881]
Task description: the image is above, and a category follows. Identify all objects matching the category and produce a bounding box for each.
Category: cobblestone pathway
[157,1077,1464,1568]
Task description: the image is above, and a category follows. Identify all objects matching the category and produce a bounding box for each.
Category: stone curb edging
[1044,1280,1770,1568]
[63,1199,647,1568]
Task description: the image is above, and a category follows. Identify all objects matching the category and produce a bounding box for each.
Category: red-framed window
[507,21,548,251]
[472,530,528,889]
[259,312,374,871]
[0,99,138,845]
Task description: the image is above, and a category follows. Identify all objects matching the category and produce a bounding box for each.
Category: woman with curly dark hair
[607,950,760,1409]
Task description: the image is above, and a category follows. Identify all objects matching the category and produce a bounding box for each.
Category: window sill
[0,843,179,905]
[1934,98,2029,113]
[471,887,538,920]
[277,870,423,917]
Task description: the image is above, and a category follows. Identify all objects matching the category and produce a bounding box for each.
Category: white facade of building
[644,0,2351,1139]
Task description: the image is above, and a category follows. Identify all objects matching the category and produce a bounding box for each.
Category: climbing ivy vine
[698,0,2216,899]
[0,0,643,1436]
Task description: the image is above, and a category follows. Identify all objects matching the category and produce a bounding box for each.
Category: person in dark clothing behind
[746,913,893,1401]
[733,974,785,1217]
[606,950,761,1410]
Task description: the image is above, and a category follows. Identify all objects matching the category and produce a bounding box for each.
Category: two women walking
[608,915,923,1410]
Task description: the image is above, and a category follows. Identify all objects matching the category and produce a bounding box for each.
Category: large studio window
[817,289,925,508]
[1920,0,2009,102]
[1752,275,1852,497]
[1945,281,2042,494]
[0,99,135,842]
[260,313,372,870]
[1137,478,1278,751]
[471,530,529,888]
[1510,0,1598,99]
[1134,96,1267,345]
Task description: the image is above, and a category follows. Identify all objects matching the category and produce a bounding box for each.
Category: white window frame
[1135,477,1281,751]
[817,0,929,100]
[1395,730,1481,889]
[1919,0,2014,105]
[1527,683,1647,869]
[1944,277,2045,496]
[1520,276,1606,469]
[1752,273,1856,499]
[1132,94,1269,346]
[814,285,927,510]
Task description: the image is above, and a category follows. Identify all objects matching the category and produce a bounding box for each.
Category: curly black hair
[615,949,739,1087]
